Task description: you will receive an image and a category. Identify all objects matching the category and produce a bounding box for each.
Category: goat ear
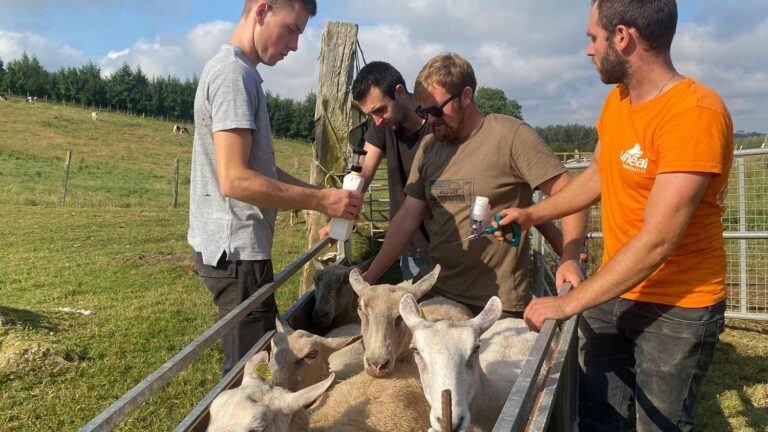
[399,293,425,330]
[322,334,361,352]
[242,351,271,385]
[469,296,502,336]
[285,373,335,411]
[275,318,293,335]
[407,264,440,299]
[348,268,369,297]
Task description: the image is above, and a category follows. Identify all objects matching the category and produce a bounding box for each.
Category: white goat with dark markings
[400,294,537,432]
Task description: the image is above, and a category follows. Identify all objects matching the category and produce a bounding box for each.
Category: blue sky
[1,0,766,132]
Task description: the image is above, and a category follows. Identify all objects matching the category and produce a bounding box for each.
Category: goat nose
[367,358,389,373]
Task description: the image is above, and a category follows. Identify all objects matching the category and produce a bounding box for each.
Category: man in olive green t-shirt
[363,53,586,314]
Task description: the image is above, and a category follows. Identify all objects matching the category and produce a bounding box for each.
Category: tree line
[0,53,597,150]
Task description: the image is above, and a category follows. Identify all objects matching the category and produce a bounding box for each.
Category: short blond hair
[414,53,477,100]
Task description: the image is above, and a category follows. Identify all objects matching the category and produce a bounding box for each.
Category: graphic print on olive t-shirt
[428,179,474,205]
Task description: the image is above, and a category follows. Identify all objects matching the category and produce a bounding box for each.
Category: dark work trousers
[193,252,278,375]
[578,297,725,432]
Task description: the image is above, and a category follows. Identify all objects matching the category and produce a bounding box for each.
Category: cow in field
[173,124,190,135]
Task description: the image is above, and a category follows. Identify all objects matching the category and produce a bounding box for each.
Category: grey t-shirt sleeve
[208,62,259,133]
[509,123,567,189]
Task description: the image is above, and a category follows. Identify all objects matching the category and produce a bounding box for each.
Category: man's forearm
[223,168,324,212]
[276,167,316,189]
[560,209,587,263]
[530,163,601,227]
[364,200,425,283]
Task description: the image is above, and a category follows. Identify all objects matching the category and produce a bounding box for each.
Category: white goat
[91,112,98,121]
[208,351,335,432]
[268,319,359,391]
[400,294,537,432]
[349,264,473,378]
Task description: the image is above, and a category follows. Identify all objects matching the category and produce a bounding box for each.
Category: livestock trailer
[79,237,579,432]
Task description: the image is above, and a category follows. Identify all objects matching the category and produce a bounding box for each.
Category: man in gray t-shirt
[189,0,362,374]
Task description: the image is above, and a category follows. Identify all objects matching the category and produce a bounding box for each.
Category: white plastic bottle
[469,196,490,233]
[329,150,367,241]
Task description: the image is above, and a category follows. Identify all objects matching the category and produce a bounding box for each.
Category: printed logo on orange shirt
[620,143,649,173]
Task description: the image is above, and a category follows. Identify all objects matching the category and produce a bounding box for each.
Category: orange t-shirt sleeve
[653,106,729,175]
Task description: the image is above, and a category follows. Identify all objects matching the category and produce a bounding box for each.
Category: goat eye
[411,346,420,356]
[305,349,318,360]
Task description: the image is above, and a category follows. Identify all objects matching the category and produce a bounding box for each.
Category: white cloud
[98,21,235,80]
[0,30,85,69]
[0,1,766,132]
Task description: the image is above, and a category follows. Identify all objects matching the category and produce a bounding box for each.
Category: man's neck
[229,20,261,66]
[458,106,485,140]
[398,95,423,134]
[624,55,680,105]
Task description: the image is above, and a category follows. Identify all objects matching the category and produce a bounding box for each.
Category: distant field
[0,98,766,431]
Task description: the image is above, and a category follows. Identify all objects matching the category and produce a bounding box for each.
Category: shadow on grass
[0,305,53,332]
[698,338,768,431]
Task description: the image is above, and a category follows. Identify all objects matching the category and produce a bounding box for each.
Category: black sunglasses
[415,94,459,119]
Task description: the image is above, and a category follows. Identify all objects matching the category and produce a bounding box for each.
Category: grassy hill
[0,98,318,431]
[0,97,766,431]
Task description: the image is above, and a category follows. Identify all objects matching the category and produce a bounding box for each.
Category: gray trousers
[193,252,278,375]
[578,297,725,431]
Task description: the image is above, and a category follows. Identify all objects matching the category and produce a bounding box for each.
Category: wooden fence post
[300,22,361,294]
[173,158,180,208]
[60,150,72,206]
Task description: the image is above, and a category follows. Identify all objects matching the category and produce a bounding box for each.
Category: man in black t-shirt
[351,61,431,280]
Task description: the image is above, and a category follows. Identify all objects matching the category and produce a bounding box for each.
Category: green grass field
[0,97,766,431]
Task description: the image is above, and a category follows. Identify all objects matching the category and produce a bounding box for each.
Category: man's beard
[598,41,629,84]
[433,104,466,143]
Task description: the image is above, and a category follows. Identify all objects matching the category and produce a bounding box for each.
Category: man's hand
[492,207,534,241]
[556,259,584,291]
[523,295,577,332]
[320,189,363,219]
[318,222,334,244]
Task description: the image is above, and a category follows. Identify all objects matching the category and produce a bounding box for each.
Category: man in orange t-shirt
[495,0,732,430]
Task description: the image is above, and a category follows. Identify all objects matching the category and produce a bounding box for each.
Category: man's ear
[461,86,474,106]
[394,84,407,100]
[253,1,271,25]
[614,25,633,52]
